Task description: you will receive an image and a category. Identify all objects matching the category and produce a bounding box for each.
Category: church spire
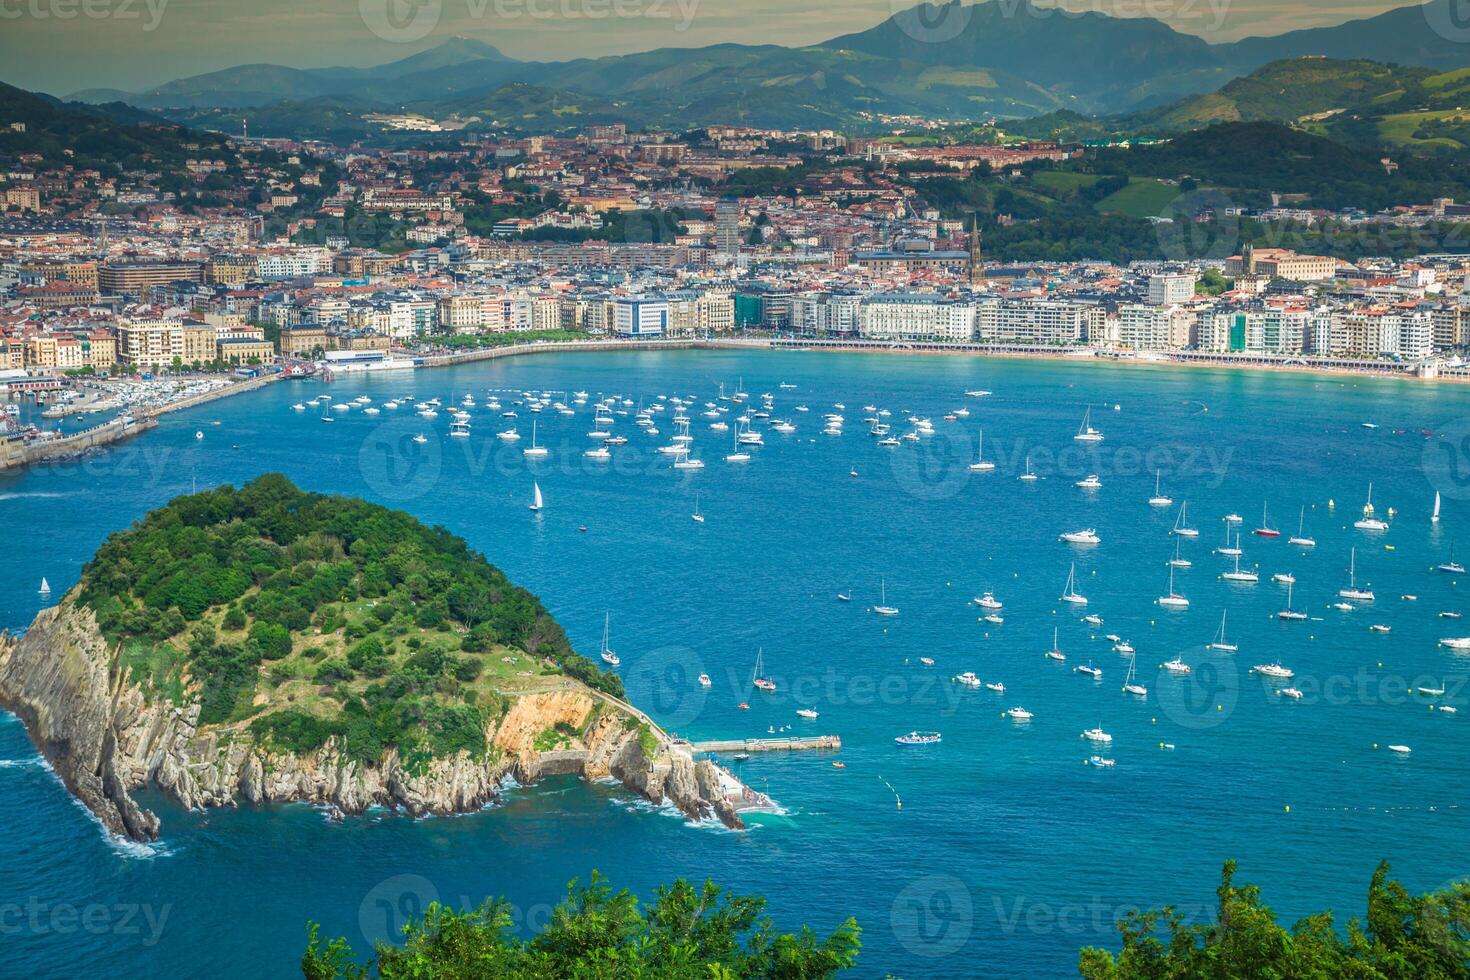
[968,213,983,286]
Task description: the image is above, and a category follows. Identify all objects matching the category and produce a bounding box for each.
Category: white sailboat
[599,613,620,667]
[1433,490,1441,524]
[752,648,776,692]
[1278,580,1308,620]
[873,579,899,617]
[1122,654,1148,696]
[523,417,549,459]
[1288,505,1315,547]
[1148,470,1173,507]
[1215,523,1242,557]
[1171,501,1198,537]
[1208,611,1238,652]
[529,481,544,513]
[1158,565,1189,608]
[691,494,705,524]
[1045,626,1066,662]
[1060,563,1088,605]
[1074,406,1103,442]
[1019,454,1038,482]
[1354,483,1388,531]
[968,430,996,472]
[1339,547,1374,601]
[1168,536,1192,568]
[1438,539,1466,574]
[38,577,51,595]
[1221,541,1259,583]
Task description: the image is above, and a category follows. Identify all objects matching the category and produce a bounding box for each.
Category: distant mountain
[48,1,1470,136]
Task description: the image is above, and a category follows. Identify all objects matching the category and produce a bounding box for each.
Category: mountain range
[38,0,1470,137]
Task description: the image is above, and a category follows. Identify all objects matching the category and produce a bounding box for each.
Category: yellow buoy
[1285,805,1290,812]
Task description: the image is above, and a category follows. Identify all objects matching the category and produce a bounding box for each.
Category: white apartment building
[858,295,974,342]
[1147,273,1195,306]
[976,299,1099,345]
[254,247,332,280]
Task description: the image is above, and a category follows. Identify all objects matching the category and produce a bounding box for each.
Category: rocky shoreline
[0,601,741,842]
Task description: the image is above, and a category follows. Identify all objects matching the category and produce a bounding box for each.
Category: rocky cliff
[0,600,741,842]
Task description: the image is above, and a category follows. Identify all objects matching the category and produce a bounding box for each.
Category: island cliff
[0,478,741,841]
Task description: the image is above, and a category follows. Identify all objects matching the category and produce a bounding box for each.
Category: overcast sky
[0,0,1420,96]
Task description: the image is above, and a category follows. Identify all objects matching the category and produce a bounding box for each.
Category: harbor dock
[685,735,842,754]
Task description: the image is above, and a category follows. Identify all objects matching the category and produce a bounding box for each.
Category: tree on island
[302,872,861,979]
[1080,861,1470,979]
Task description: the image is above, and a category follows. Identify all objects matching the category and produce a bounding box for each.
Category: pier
[685,735,842,754]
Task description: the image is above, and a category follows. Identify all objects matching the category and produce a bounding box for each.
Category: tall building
[715,199,742,258]
[968,215,983,287]
[1147,273,1195,306]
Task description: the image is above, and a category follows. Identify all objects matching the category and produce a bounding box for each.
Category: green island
[0,474,732,844]
[79,473,623,772]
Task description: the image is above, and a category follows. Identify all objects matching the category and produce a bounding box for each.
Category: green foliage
[302,872,861,979]
[1079,860,1470,979]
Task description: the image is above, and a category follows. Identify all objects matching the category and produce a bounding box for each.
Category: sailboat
[1215,523,1242,557]
[1339,547,1374,601]
[1148,470,1173,507]
[1253,501,1280,537]
[38,577,50,595]
[873,579,899,616]
[1122,654,1148,696]
[1208,611,1238,652]
[725,429,750,463]
[1060,564,1088,605]
[1158,565,1189,608]
[1433,491,1442,524]
[1278,580,1308,620]
[1354,483,1388,531]
[1019,454,1038,482]
[968,430,996,472]
[1171,501,1198,537]
[528,481,544,513]
[1045,626,1066,662]
[599,613,620,667]
[1073,406,1103,442]
[1221,540,1259,583]
[523,417,549,458]
[691,494,705,524]
[752,649,777,692]
[1437,540,1465,575]
[1288,506,1315,547]
[1168,536,1192,568]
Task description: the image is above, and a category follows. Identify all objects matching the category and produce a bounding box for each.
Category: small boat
[1171,501,1199,537]
[698,674,712,687]
[1253,501,1280,538]
[1433,490,1441,525]
[691,494,704,524]
[733,753,751,761]
[1333,601,1355,612]
[1006,707,1033,720]
[1121,654,1147,696]
[895,731,942,745]
[832,761,846,769]
[1370,624,1391,634]
[1075,474,1103,490]
[737,703,749,711]
[836,590,852,602]
[796,708,820,720]
[982,614,1004,625]
[497,428,520,442]
[954,671,982,688]
[1215,522,1242,557]
[596,613,622,668]
[38,577,51,595]
[1082,613,1104,626]
[1045,626,1067,662]
[918,656,935,667]
[968,430,996,472]
[1075,662,1102,679]
[1059,528,1100,545]
[1252,662,1294,679]
[1112,639,1135,655]
[1436,540,1465,575]
[985,681,1005,693]
[1158,565,1189,608]
[1161,656,1191,675]
[1440,706,1458,714]
[1087,756,1116,768]
[1272,572,1295,585]
[752,648,777,692]
[1019,455,1039,482]
[412,434,428,445]
[1439,636,1470,650]
[1205,611,1238,652]
[1338,547,1374,602]
[1279,687,1303,700]
[1354,484,1389,531]
[1082,726,1112,743]
[1224,513,1243,525]
[872,579,899,617]
[522,419,549,459]
[1168,537,1192,569]
[1073,406,1103,443]
[528,482,544,513]
[1387,744,1411,755]
[1442,611,1463,620]
[1221,546,1259,584]
[1060,564,1087,605]
[1148,470,1173,507]
[1278,581,1308,620]
[976,592,1002,610]
[1288,506,1315,547]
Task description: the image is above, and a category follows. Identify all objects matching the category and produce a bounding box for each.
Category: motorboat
[1060,528,1100,545]
[895,731,942,745]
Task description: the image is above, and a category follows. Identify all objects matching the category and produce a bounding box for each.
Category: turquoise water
[2,350,1468,977]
